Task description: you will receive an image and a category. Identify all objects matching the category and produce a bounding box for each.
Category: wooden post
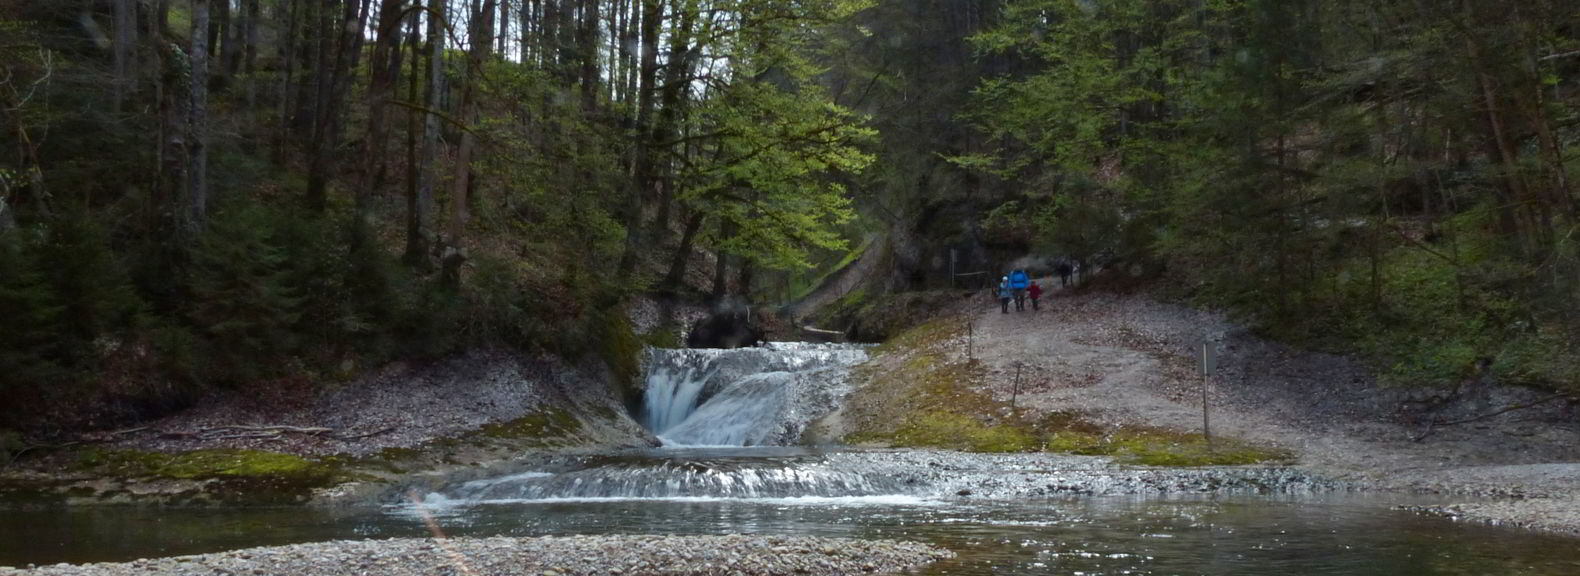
[950,248,957,289]
[1011,362,1022,411]
[967,320,973,361]
[1200,342,1215,450]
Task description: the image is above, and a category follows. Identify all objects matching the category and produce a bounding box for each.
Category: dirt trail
[959,279,1580,532]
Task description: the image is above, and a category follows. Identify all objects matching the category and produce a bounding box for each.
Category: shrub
[187,204,303,383]
[0,228,67,416]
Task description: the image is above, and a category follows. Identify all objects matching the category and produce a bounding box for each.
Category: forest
[1,0,1577,438]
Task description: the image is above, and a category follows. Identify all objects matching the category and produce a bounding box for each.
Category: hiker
[1055,261,1073,287]
[998,277,1012,314]
[1028,280,1043,311]
[1008,269,1030,311]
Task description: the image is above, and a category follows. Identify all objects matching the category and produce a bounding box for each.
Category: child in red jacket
[1028,280,1043,311]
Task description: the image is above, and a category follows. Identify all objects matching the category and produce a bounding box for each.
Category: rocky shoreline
[0,535,953,576]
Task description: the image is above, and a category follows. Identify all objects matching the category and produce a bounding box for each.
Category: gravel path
[964,280,1580,534]
[1,535,953,576]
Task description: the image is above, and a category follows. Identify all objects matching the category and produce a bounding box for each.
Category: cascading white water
[639,343,868,447]
[444,453,919,502]
[411,344,877,506]
[641,365,713,433]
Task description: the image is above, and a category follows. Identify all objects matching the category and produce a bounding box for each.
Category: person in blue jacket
[1008,269,1030,311]
[997,277,1012,314]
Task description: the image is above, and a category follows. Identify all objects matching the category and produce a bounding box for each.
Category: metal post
[967,320,974,361]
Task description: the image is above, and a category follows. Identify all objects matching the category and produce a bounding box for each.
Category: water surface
[7,491,1580,574]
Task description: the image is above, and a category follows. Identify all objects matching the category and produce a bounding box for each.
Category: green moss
[890,410,1039,452]
[873,318,964,356]
[0,429,21,462]
[845,343,1035,452]
[74,448,335,482]
[638,326,683,349]
[475,409,582,444]
[596,309,643,390]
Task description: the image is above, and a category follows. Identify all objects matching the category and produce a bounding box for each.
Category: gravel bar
[1,535,954,576]
[1413,496,1580,538]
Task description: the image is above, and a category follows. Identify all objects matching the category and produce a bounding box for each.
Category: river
[5,344,1580,574]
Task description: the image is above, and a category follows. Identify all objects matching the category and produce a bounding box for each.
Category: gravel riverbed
[1,535,953,576]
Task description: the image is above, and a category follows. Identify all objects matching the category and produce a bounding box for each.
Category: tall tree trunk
[662,209,705,292]
[156,0,172,36]
[527,0,540,64]
[578,0,600,114]
[216,0,239,85]
[499,0,510,56]
[623,0,639,106]
[188,0,211,233]
[712,219,735,299]
[244,0,261,75]
[446,0,497,247]
[649,1,698,246]
[156,40,183,234]
[241,0,261,150]
[364,0,408,203]
[541,0,559,72]
[304,0,337,211]
[1460,0,1541,248]
[113,0,137,112]
[275,0,300,163]
[307,0,373,212]
[404,8,429,269]
[616,0,662,278]
[292,0,324,141]
[412,0,447,268]
[609,0,623,102]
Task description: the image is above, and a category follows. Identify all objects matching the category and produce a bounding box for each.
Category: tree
[442,0,499,284]
[188,0,211,233]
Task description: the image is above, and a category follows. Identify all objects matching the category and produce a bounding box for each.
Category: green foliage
[0,214,143,423]
[182,202,440,383]
[979,200,1036,246]
[187,204,305,383]
[956,0,1580,392]
[685,68,876,272]
[0,229,68,400]
[35,212,144,360]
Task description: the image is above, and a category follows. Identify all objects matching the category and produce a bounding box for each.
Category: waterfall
[446,453,917,502]
[641,365,713,433]
[638,343,868,447]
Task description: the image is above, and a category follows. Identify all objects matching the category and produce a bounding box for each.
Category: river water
[5,344,1580,573]
[8,477,1580,574]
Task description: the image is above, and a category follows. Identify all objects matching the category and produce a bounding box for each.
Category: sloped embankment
[811,314,1288,466]
[815,282,1580,536]
[3,350,656,506]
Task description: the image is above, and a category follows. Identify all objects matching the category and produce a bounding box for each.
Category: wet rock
[686,310,765,349]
